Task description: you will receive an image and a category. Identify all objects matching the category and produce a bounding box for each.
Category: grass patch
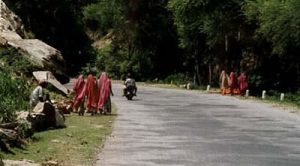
[259,97,300,112]
[1,106,117,165]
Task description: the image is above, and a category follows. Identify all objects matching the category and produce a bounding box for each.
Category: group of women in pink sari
[219,70,248,96]
[72,72,114,115]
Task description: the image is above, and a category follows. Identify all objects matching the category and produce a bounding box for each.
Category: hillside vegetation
[83,0,300,94]
[0,47,35,122]
[3,0,300,93]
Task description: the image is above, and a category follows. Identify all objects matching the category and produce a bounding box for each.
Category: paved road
[96,84,300,166]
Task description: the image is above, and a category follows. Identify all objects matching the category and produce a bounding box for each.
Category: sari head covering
[85,74,98,110]
[73,75,84,92]
[98,72,112,110]
[72,75,86,109]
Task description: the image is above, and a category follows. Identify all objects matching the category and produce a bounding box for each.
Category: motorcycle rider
[123,73,137,96]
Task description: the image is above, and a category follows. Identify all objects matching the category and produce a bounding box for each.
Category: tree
[85,0,182,80]
[168,0,247,85]
[243,0,300,91]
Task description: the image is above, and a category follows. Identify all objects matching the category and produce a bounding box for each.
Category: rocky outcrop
[0,0,65,75]
[0,0,24,35]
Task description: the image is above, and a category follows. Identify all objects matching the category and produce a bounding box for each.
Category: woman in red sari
[229,72,239,95]
[238,72,248,96]
[72,75,86,113]
[85,74,98,115]
[97,72,114,114]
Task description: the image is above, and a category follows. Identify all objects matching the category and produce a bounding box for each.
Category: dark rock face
[0,0,66,75]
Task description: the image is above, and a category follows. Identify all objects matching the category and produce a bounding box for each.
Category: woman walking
[97,72,114,114]
[219,70,229,95]
[85,74,98,115]
[238,72,248,96]
[72,75,85,114]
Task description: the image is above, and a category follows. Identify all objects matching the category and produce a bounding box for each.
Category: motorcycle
[124,85,135,100]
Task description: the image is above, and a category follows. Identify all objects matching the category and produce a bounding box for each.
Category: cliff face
[0,0,65,75]
[0,0,24,42]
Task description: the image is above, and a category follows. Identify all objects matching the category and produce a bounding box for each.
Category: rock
[8,40,65,73]
[33,71,69,95]
[55,109,66,128]
[50,139,61,143]
[0,36,7,45]
[0,0,66,75]
[0,31,22,40]
[16,111,30,121]
[187,83,195,90]
[42,160,59,166]
[0,0,24,34]
[179,84,187,88]
[33,102,45,113]
[31,102,65,131]
[42,102,57,128]
[27,113,47,132]
[3,159,40,166]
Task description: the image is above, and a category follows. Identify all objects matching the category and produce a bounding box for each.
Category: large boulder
[0,0,66,75]
[32,102,66,130]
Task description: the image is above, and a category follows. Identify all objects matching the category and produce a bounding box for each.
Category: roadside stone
[42,160,59,166]
[3,159,40,166]
[51,139,61,143]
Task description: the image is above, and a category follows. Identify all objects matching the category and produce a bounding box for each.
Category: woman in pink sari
[85,74,98,115]
[238,72,248,96]
[97,72,114,114]
[72,75,86,114]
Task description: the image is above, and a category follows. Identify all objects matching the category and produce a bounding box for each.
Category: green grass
[1,107,117,166]
[259,97,300,112]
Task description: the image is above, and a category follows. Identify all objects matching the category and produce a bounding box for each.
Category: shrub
[0,47,38,76]
[0,72,30,122]
[164,73,187,85]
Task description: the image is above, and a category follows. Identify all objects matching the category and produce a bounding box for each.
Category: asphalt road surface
[96,84,300,166]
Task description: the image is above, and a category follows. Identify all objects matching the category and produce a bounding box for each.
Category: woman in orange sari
[85,74,98,115]
[219,70,229,95]
[97,72,114,114]
[72,75,86,114]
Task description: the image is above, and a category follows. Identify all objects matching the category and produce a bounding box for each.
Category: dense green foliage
[168,0,248,85]
[0,72,29,122]
[3,0,299,92]
[243,0,300,91]
[0,48,31,123]
[83,0,182,80]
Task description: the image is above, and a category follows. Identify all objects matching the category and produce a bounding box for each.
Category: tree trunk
[195,60,201,85]
[209,63,212,85]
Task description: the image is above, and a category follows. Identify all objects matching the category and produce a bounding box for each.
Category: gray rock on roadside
[3,159,40,166]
